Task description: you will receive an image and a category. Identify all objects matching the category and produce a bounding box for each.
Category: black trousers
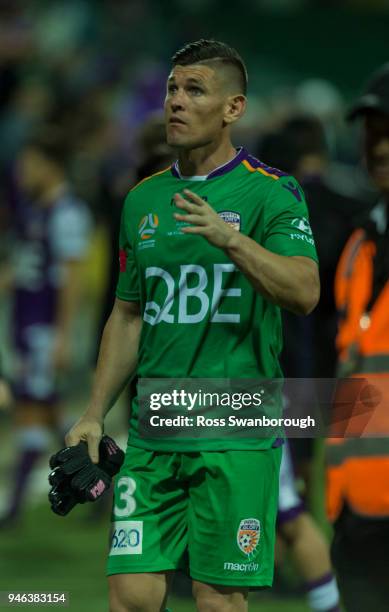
[331,505,389,612]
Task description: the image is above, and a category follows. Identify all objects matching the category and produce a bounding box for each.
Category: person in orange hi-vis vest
[326,64,389,612]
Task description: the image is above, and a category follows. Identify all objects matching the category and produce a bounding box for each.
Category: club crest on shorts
[237,518,260,557]
[218,210,241,231]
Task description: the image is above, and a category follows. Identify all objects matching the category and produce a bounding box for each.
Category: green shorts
[107,445,281,587]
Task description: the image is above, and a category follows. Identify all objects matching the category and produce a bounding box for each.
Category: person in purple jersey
[276,440,340,612]
[0,131,92,526]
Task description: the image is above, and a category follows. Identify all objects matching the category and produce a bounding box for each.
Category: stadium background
[0,0,387,610]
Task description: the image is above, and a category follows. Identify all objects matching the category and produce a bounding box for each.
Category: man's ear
[224,94,247,125]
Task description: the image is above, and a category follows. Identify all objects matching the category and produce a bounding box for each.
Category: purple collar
[171,147,247,180]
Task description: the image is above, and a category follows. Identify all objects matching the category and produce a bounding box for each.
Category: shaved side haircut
[172,39,248,95]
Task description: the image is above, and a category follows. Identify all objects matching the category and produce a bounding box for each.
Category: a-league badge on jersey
[237,518,260,558]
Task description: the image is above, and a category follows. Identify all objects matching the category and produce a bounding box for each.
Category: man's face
[364,113,389,193]
[164,64,229,149]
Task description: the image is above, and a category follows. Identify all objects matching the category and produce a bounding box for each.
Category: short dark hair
[172,39,248,95]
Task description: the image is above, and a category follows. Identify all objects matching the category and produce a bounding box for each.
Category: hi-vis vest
[326,228,389,521]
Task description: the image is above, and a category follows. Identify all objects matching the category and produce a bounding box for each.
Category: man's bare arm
[225,235,320,315]
[65,298,142,461]
[174,190,320,315]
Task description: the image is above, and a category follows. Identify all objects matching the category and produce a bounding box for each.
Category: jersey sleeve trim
[130,166,172,192]
[286,251,319,263]
[115,288,140,301]
[242,159,281,180]
[241,156,289,181]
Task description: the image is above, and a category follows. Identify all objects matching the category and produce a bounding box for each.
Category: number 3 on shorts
[114,476,137,517]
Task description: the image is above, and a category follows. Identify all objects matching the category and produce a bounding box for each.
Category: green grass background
[0,499,313,611]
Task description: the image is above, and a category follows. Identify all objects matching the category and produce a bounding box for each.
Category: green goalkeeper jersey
[116,147,318,450]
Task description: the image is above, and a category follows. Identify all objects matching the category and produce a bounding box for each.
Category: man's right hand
[65,416,103,464]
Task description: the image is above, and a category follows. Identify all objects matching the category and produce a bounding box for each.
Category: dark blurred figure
[0,130,92,526]
[276,440,340,612]
[257,116,369,488]
[259,116,368,378]
[95,113,175,417]
[0,378,12,411]
[96,113,175,343]
[0,356,12,412]
[87,114,175,523]
[326,64,389,612]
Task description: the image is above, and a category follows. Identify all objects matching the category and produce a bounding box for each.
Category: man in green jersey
[66,40,319,611]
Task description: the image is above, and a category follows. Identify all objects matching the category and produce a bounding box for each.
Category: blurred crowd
[0,1,377,406]
[0,0,378,321]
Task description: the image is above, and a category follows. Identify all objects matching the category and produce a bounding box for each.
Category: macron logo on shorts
[223,561,259,572]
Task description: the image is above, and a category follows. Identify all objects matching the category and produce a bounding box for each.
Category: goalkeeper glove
[48,435,124,516]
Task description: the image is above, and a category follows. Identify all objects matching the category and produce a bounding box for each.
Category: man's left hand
[173,189,236,249]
